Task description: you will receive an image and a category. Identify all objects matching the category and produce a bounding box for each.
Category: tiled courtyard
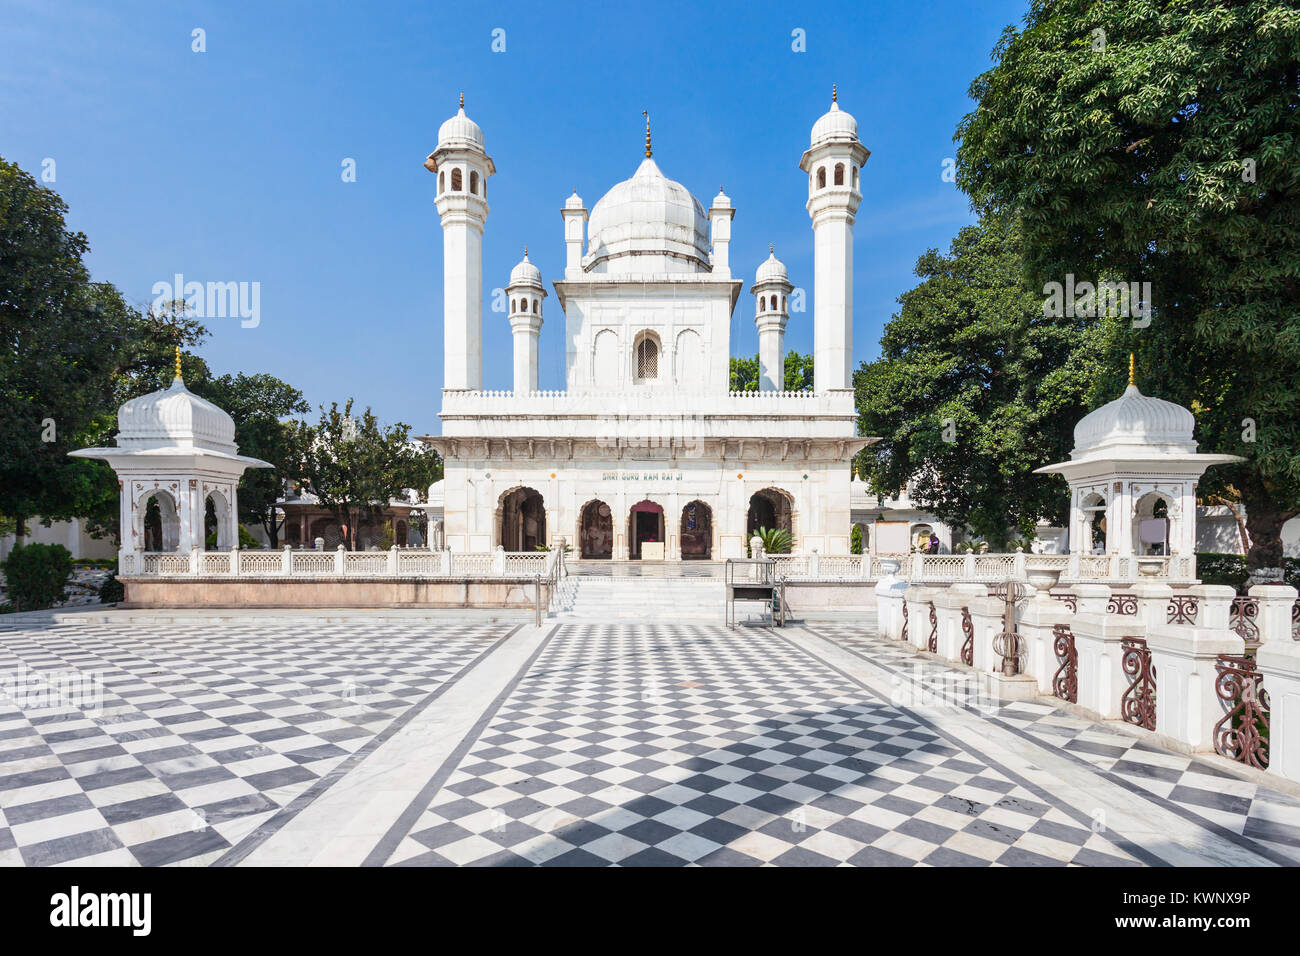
[1,612,1298,867]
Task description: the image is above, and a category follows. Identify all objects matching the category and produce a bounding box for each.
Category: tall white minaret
[425,93,495,391]
[751,246,792,392]
[506,249,545,394]
[799,85,870,394]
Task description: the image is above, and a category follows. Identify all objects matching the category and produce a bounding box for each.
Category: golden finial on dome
[832,83,837,104]
[459,92,464,110]
[1128,352,1135,388]
[523,245,528,258]
[643,109,652,158]
[770,242,774,254]
[174,344,183,381]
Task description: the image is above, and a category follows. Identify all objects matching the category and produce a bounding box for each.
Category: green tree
[295,400,442,550]
[854,213,1108,543]
[955,0,1300,572]
[728,351,814,391]
[200,373,310,547]
[0,159,196,542]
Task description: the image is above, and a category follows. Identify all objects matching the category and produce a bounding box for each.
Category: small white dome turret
[755,247,789,285]
[508,248,544,292]
[810,84,859,146]
[1071,383,1198,457]
[436,93,485,152]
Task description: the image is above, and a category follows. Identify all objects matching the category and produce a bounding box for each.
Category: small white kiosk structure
[70,355,270,573]
[1036,361,1241,581]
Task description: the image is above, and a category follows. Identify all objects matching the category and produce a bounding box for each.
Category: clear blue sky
[1,0,1026,433]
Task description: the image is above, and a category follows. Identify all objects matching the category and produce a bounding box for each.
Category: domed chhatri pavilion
[421,91,875,560]
[1036,357,1242,578]
[69,351,270,568]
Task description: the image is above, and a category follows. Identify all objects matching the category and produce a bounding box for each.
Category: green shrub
[849,525,863,555]
[2,542,74,611]
[98,574,124,604]
[1196,552,1249,591]
[238,525,262,549]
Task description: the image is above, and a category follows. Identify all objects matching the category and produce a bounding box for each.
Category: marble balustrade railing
[876,577,1300,783]
[120,546,559,579]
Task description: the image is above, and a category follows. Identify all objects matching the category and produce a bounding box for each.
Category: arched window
[634,331,660,381]
[770,295,777,311]
[451,168,463,191]
[834,163,845,186]
[780,295,786,310]
[532,298,539,314]
[511,299,516,313]
[816,167,826,189]
[470,170,479,194]
[439,171,445,192]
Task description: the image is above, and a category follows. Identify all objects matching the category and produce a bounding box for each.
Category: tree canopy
[729,351,814,392]
[955,0,1300,572]
[854,213,1111,544]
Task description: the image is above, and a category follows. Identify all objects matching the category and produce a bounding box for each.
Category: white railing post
[230,546,241,576]
[808,550,820,579]
[190,546,202,575]
[963,552,976,580]
[334,544,345,574]
[493,545,506,575]
[281,544,292,574]
[1070,584,1134,719]
[1012,550,1027,580]
[388,545,399,576]
[1258,637,1300,782]
[440,548,452,575]
[860,550,870,579]
[1250,584,1299,645]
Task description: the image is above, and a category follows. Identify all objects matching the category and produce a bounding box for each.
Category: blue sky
[1,0,1027,433]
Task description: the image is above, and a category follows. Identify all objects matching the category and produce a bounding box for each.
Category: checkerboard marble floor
[0,618,511,866]
[807,623,1300,866]
[3,614,1297,866]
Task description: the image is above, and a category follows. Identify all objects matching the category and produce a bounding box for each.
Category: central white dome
[584,159,710,274]
[116,378,238,454]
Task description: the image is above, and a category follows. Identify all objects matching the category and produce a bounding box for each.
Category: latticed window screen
[636,337,658,379]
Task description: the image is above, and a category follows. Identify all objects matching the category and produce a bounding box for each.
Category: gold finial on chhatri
[643,109,652,158]
[523,245,528,258]
[459,91,464,110]
[770,242,774,254]
[174,344,183,381]
[832,83,837,104]
[1128,352,1135,388]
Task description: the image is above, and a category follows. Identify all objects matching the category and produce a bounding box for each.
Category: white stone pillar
[1250,584,1298,644]
[1257,640,1300,782]
[756,313,787,393]
[562,192,587,278]
[708,190,734,278]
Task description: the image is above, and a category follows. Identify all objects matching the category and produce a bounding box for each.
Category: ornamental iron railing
[1230,597,1260,647]
[960,607,974,667]
[1213,654,1269,769]
[1051,623,1078,703]
[927,603,938,653]
[1120,637,1157,731]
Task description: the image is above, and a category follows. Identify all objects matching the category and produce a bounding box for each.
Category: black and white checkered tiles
[0,619,508,866]
[376,623,1146,866]
[806,623,1300,866]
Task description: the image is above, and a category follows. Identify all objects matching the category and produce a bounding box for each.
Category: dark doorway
[580,500,613,559]
[628,499,665,559]
[500,487,546,551]
[680,500,713,559]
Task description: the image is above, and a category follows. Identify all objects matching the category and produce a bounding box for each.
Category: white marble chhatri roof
[585,158,710,273]
[437,106,485,152]
[755,249,789,285]
[508,251,543,290]
[811,101,858,146]
[1071,384,1198,457]
[116,377,238,454]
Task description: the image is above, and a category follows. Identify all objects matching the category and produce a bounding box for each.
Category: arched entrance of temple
[747,488,793,545]
[680,500,713,559]
[498,486,546,551]
[628,499,665,559]
[579,499,613,559]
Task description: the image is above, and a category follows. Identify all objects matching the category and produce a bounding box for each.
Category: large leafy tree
[955,0,1300,573]
[729,351,815,391]
[295,400,442,550]
[0,159,203,540]
[854,213,1110,543]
